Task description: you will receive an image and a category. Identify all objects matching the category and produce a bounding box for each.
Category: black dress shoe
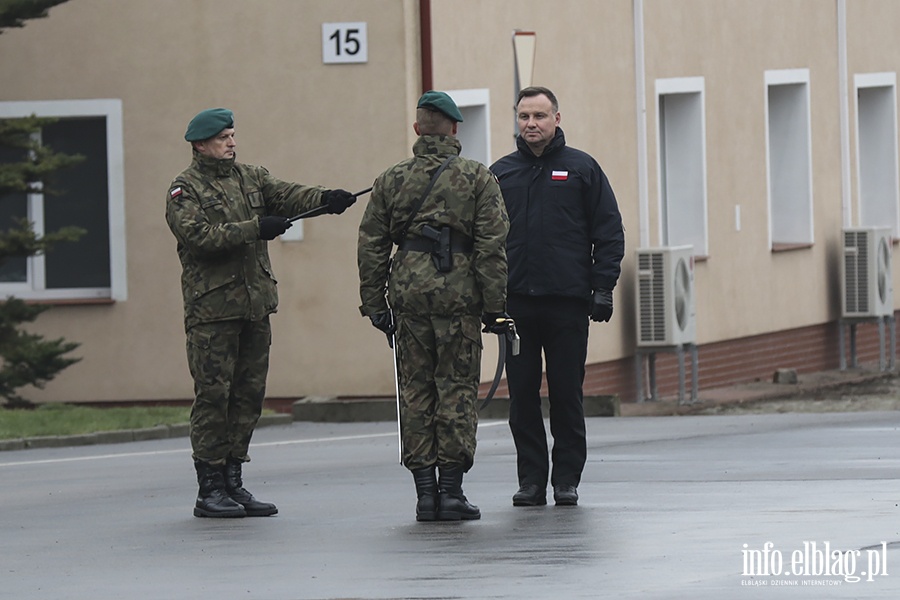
[512,483,547,506]
[553,484,578,506]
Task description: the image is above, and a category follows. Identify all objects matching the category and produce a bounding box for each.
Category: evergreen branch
[0,0,70,34]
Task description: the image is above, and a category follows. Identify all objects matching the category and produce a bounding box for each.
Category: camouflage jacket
[358,135,509,317]
[166,150,325,330]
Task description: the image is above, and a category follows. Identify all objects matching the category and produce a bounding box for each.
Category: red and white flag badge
[170,187,183,199]
[551,170,568,181]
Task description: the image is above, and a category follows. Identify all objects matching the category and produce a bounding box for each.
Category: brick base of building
[482,317,896,404]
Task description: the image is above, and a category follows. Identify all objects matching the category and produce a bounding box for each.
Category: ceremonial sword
[480,318,520,411]
[389,310,402,464]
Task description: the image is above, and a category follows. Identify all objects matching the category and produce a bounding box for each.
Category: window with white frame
[656,77,708,256]
[765,69,814,248]
[0,99,126,301]
[855,72,900,237]
[447,88,492,166]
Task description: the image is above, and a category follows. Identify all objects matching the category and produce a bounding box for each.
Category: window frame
[854,72,900,237]
[655,76,709,257]
[765,68,815,250]
[447,88,492,165]
[0,99,126,301]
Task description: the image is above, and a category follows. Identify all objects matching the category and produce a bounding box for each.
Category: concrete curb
[1,413,293,453]
[291,395,620,422]
[4,367,889,451]
[1,395,619,453]
[293,396,396,422]
[0,438,25,451]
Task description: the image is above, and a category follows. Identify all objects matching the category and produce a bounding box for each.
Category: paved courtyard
[3,411,899,599]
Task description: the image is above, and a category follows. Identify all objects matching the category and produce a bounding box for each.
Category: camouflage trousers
[395,313,482,471]
[185,317,272,466]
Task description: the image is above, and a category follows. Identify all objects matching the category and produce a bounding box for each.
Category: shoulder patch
[170,187,183,200]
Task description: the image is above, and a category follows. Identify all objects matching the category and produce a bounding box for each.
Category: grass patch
[0,404,192,440]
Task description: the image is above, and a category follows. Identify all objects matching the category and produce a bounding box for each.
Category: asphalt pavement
[3,410,900,599]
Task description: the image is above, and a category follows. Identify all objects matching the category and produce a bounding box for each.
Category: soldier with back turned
[358,91,510,521]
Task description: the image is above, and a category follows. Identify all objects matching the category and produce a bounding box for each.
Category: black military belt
[399,231,474,253]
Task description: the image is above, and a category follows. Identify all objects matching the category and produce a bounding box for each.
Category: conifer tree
[0,0,82,408]
[0,0,69,33]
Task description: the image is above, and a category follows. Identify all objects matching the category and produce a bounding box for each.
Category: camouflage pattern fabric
[186,318,271,465]
[358,135,509,317]
[396,314,482,470]
[166,150,326,330]
[357,134,509,472]
[166,150,323,464]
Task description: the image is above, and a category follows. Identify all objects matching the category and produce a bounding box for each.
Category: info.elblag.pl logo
[741,541,890,586]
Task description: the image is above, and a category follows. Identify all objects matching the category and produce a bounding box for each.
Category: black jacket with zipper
[490,127,624,300]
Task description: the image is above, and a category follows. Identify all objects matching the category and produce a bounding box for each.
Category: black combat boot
[411,466,438,522]
[436,464,480,521]
[224,458,278,517]
[193,460,246,518]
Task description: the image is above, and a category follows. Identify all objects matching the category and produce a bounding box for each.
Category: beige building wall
[429,0,640,369]
[428,0,900,370]
[640,0,900,345]
[642,0,844,341]
[1,0,899,403]
[0,0,420,402]
[846,0,900,233]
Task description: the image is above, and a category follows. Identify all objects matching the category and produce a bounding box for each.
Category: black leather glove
[369,311,396,336]
[591,289,614,322]
[481,311,513,334]
[369,311,396,348]
[323,189,356,214]
[258,215,292,240]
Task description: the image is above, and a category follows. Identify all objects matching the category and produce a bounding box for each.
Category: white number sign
[322,22,368,64]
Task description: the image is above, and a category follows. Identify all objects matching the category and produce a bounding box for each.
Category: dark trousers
[506,295,589,488]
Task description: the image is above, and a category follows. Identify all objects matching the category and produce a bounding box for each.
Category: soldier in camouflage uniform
[166,108,356,518]
[357,92,510,521]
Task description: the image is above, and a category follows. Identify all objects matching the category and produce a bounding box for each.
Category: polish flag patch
[170,187,183,199]
[551,170,568,181]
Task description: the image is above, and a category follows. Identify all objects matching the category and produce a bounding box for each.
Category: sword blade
[390,313,402,464]
[479,332,507,411]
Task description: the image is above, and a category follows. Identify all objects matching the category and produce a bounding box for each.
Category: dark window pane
[0,140,28,283]
[42,118,111,288]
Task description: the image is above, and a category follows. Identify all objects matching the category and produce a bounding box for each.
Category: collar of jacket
[191,149,236,178]
[413,134,462,158]
[516,126,566,159]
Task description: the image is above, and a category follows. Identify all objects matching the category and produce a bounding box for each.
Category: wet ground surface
[3,407,899,599]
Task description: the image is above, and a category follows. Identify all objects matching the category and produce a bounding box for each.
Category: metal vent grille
[843,230,868,314]
[638,252,666,342]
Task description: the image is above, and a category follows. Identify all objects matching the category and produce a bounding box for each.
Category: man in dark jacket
[490,87,624,507]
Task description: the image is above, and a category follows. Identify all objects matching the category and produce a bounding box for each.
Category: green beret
[184,108,234,142]
[417,91,464,123]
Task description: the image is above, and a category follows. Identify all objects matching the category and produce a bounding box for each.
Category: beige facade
[0,0,898,404]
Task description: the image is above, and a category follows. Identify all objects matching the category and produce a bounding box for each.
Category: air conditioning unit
[635,245,696,347]
[841,226,893,318]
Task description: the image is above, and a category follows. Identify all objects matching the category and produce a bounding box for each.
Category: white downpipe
[634,0,649,247]
[838,0,852,227]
